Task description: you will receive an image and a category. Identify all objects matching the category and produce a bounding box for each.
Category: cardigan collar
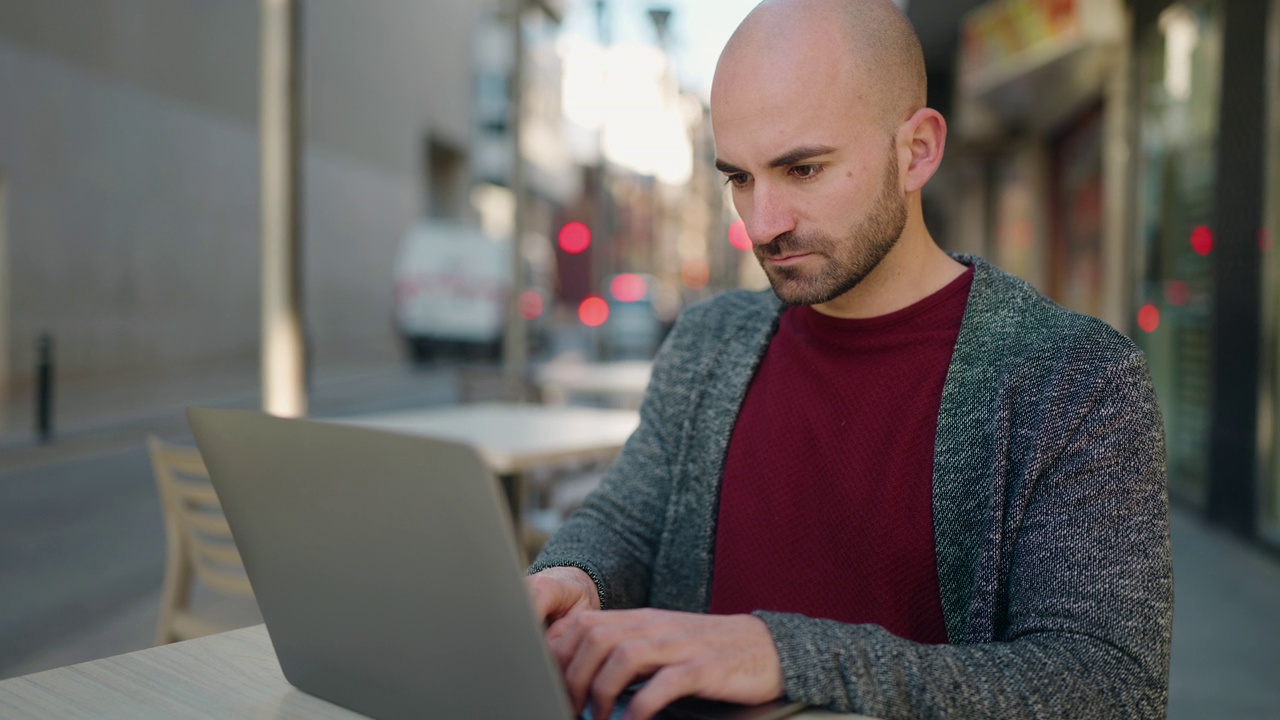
[700,254,1023,642]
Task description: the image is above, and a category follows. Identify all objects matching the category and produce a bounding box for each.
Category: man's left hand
[545,608,785,720]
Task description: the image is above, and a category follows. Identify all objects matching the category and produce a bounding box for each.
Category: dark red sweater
[707,268,973,644]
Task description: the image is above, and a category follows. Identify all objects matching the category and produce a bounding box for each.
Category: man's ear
[896,108,947,193]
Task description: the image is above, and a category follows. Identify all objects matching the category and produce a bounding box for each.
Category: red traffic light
[558,222,592,254]
[578,296,609,327]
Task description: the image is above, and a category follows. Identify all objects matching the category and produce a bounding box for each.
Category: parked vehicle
[601,273,665,360]
[393,219,554,365]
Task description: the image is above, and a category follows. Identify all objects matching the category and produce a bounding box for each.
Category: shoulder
[941,258,1162,484]
[643,289,781,401]
[662,289,781,350]
[679,288,781,326]
[958,254,1142,373]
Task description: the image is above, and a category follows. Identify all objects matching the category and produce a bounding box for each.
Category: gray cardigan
[531,255,1172,719]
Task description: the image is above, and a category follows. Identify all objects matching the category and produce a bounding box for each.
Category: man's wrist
[536,565,603,611]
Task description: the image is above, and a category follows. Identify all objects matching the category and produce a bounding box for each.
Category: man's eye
[724,173,750,187]
[790,164,822,180]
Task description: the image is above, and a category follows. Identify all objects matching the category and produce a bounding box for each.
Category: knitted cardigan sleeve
[529,294,753,608]
[527,311,691,610]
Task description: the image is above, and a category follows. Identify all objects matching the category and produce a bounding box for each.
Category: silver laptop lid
[187,407,573,720]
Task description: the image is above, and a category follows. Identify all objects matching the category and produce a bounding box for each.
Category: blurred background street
[1,0,1279,717]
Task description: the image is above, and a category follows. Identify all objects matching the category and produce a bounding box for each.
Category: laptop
[187,407,807,720]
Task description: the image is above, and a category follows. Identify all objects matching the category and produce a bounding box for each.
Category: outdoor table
[333,402,641,533]
[0,625,875,719]
[534,359,653,409]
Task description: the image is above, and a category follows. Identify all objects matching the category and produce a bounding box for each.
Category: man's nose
[744,185,795,246]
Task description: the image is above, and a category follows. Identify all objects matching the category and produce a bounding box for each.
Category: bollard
[36,334,54,443]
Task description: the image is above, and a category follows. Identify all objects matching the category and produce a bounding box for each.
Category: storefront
[952,0,1130,330]
[1129,0,1273,543]
[956,0,1277,546]
[1130,0,1222,507]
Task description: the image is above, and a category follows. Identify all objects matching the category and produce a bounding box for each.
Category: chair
[147,436,256,644]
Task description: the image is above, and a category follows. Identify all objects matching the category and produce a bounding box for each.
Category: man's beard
[755,157,907,307]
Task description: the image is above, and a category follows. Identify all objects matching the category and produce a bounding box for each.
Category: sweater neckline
[789,265,974,339]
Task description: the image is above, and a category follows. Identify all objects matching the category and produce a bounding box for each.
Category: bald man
[526,1,1171,719]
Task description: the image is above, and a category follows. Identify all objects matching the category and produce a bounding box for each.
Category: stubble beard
[755,158,908,307]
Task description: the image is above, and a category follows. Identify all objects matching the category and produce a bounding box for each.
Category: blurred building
[472,7,578,267]
[1128,0,1280,551]
[0,0,496,416]
[925,0,1280,549]
[550,6,731,355]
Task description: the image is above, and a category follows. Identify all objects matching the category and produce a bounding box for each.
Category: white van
[393,220,510,363]
[393,219,555,364]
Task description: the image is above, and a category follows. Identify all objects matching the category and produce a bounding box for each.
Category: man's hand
[526,566,602,625]
[546,608,785,720]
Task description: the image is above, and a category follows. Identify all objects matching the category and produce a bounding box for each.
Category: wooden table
[334,403,641,535]
[534,360,653,409]
[0,625,873,719]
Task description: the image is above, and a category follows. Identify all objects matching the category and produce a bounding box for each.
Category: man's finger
[547,612,595,673]
[590,638,679,720]
[562,614,634,711]
[524,576,556,623]
[526,567,600,627]
[621,664,701,720]
[544,615,571,645]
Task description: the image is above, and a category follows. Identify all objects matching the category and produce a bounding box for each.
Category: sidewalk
[2,360,263,448]
[0,359,465,473]
[1167,509,1280,719]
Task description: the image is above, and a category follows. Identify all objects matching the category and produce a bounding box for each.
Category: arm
[759,350,1172,719]
[528,310,695,611]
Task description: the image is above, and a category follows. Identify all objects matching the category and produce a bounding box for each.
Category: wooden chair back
[147,436,254,644]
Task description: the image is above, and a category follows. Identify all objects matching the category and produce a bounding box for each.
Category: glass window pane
[1133,1,1223,506]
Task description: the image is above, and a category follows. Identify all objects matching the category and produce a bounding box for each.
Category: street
[0,362,464,678]
[0,446,162,673]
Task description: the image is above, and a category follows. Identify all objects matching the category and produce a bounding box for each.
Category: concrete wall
[0,0,491,393]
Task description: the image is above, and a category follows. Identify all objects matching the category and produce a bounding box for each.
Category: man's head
[710,0,944,308]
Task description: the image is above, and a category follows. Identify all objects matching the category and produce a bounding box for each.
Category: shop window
[992,142,1050,292]
[1049,104,1105,319]
[1133,1,1223,506]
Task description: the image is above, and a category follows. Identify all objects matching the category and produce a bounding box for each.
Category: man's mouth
[764,252,813,266]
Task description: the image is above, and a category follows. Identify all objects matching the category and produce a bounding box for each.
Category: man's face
[749,150,906,306]
[711,30,907,306]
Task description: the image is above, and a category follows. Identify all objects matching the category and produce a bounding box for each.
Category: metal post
[35,334,53,443]
[502,0,530,402]
[592,0,613,361]
[260,0,308,417]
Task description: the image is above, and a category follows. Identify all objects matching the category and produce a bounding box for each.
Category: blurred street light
[558,221,592,254]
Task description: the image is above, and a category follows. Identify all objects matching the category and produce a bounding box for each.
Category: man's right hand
[526,566,601,625]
